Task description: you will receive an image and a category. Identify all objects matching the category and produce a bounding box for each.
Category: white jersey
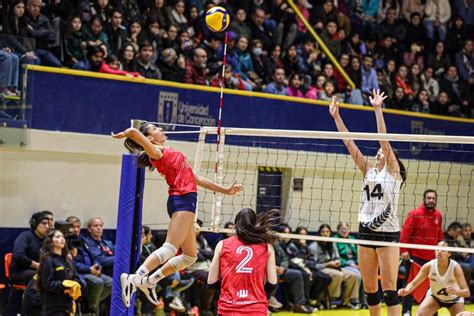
[358,167,401,232]
[426,259,463,303]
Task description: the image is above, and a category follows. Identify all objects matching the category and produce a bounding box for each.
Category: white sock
[143,268,165,286]
[136,265,149,276]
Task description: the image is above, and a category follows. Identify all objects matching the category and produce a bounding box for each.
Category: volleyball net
[141,123,474,253]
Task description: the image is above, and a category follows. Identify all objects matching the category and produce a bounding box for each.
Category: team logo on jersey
[236,289,248,298]
[158,92,179,131]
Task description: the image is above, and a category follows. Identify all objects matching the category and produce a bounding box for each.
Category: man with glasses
[184,48,208,85]
[10,212,50,284]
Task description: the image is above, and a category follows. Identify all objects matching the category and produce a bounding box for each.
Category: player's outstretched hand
[111,128,136,139]
[369,89,387,109]
[226,182,243,195]
[328,96,339,118]
[397,288,409,297]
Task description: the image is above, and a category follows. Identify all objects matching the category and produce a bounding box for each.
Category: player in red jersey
[112,122,242,307]
[208,208,279,316]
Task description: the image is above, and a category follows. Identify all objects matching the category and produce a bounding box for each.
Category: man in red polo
[399,189,444,316]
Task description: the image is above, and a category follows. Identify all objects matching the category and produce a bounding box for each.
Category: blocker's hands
[328,96,339,118]
[369,89,388,109]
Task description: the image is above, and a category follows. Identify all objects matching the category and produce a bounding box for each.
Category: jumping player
[399,241,470,316]
[208,208,278,316]
[112,122,242,307]
[329,90,407,316]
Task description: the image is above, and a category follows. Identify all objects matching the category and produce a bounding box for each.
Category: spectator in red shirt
[99,55,141,77]
[183,47,208,85]
[399,189,444,316]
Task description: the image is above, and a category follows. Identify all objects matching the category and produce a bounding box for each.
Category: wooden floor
[273,304,474,315]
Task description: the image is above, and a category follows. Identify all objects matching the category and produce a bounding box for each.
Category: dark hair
[317,224,333,256]
[143,225,151,235]
[448,221,462,231]
[277,223,292,233]
[139,41,154,51]
[423,189,437,198]
[89,15,104,27]
[105,54,119,64]
[234,208,279,245]
[86,45,105,59]
[124,121,155,169]
[392,150,407,184]
[36,230,74,294]
[42,210,53,216]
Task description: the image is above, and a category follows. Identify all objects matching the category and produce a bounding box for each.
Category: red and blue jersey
[218,236,269,316]
[150,147,197,195]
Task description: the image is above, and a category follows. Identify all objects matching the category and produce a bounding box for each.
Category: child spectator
[99,55,141,77]
[288,73,304,98]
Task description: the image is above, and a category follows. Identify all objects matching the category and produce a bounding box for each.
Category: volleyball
[205,6,230,32]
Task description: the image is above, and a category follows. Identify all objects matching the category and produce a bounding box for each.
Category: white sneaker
[169,296,186,312]
[120,273,136,308]
[136,277,161,306]
[268,296,283,309]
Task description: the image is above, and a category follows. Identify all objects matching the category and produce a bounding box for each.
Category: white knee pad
[167,254,198,272]
[152,242,177,264]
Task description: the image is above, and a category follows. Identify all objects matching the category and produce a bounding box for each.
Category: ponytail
[123,122,154,169]
[234,208,279,245]
[393,150,407,184]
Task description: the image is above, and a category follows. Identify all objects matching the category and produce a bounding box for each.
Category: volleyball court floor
[273,305,474,315]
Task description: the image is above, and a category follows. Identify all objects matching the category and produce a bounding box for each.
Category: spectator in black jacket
[36,229,79,315]
[157,48,186,82]
[10,212,50,284]
[105,9,128,55]
[249,8,273,52]
[24,0,61,67]
[67,216,112,314]
[376,7,406,51]
[136,41,162,79]
[274,224,314,314]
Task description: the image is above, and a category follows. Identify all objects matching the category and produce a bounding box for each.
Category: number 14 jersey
[218,236,269,316]
[359,167,402,232]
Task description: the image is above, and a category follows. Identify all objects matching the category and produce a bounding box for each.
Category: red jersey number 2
[236,246,254,273]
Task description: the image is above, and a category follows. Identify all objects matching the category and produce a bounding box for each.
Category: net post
[193,128,207,223]
[111,154,145,315]
[211,129,226,229]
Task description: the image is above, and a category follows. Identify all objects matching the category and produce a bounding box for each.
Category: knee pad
[365,292,381,306]
[168,254,198,272]
[383,290,400,306]
[152,242,177,264]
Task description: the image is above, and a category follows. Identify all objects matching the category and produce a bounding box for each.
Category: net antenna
[193,126,474,254]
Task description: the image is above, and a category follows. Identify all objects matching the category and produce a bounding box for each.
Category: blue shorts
[167,192,197,217]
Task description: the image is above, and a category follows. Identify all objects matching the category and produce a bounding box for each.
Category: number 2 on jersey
[236,246,253,273]
[364,183,383,201]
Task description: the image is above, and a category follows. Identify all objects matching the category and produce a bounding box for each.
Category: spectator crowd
[0,0,473,117]
[4,188,474,315]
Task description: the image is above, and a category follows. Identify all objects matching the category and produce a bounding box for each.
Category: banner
[26,67,474,162]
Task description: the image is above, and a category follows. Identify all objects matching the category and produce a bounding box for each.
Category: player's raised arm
[370,89,400,177]
[329,96,371,175]
[112,127,163,160]
[194,173,243,195]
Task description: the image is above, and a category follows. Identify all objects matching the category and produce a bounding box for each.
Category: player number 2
[363,183,383,200]
[236,246,253,273]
